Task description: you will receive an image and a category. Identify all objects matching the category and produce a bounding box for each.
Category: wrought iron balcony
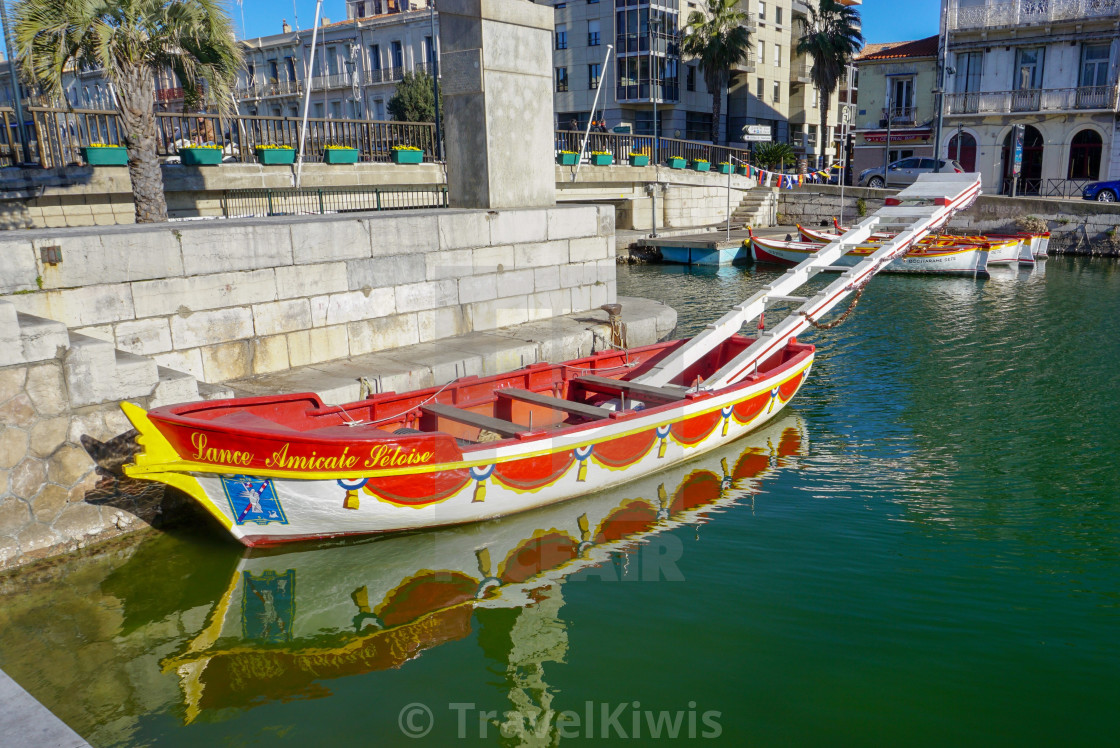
[945,85,1119,115]
[236,79,303,100]
[946,0,1120,31]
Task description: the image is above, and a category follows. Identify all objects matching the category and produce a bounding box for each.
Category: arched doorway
[1068,129,1102,180]
[1001,125,1043,195]
[947,131,977,171]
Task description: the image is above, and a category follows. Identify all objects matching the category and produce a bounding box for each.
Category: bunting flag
[736,160,837,190]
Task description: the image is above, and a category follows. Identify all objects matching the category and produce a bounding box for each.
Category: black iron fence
[222,185,449,218]
[0,106,438,169]
[554,129,756,167]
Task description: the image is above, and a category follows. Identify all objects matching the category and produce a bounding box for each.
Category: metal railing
[237,79,303,99]
[947,0,1120,30]
[0,106,438,168]
[223,185,449,218]
[1043,178,1094,198]
[554,129,756,167]
[946,85,1119,115]
[1000,176,1043,196]
[794,64,812,83]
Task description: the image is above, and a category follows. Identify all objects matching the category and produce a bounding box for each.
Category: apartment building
[236,1,437,121]
[850,36,939,176]
[551,0,856,167]
[941,0,1120,195]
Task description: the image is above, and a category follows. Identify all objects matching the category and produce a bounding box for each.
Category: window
[1081,43,1110,87]
[391,41,404,70]
[556,67,569,92]
[687,65,696,91]
[247,63,256,83]
[589,19,601,46]
[327,47,339,76]
[424,36,435,65]
[890,77,914,118]
[775,6,782,25]
[955,51,982,93]
[685,111,712,141]
[774,44,781,68]
[812,88,819,108]
[313,102,324,118]
[1014,47,1043,90]
[756,77,764,97]
[286,56,297,81]
[268,60,279,83]
[758,41,765,66]
[556,24,568,50]
[1068,128,1103,179]
[555,1,566,7]
[589,0,599,3]
[330,100,342,119]
[589,63,601,89]
[356,2,365,17]
[369,45,381,71]
[773,80,780,102]
[758,1,766,20]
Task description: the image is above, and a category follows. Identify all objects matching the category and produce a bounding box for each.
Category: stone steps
[0,301,70,367]
[729,188,778,228]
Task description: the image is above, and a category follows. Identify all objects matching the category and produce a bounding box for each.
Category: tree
[388,71,441,123]
[751,141,795,170]
[796,0,863,167]
[680,0,752,144]
[14,0,242,223]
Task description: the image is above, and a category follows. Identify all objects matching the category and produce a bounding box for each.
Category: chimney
[321,17,330,25]
[282,19,291,33]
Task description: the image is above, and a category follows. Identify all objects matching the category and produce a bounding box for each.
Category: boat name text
[191,432,253,466]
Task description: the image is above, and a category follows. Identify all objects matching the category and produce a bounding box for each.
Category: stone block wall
[0,204,617,384]
[777,184,1120,255]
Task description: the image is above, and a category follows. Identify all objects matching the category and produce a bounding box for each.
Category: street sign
[743,134,772,142]
[1011,124,1024,176]
[744,124,771,136]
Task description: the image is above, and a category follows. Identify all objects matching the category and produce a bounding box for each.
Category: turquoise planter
[716,163,732,174]
[693,160,711,172]
[256,147,295,165]
[737,165,750,176]
[81,146,128,166]
[391,149,424,164]
[556,153,578,165]
[179,148,223,166]
[324,148,359,164]
[590,153,613,166]
[628,155,650,166]
[667,157,687,169]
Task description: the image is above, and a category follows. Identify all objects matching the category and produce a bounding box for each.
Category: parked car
[1082,179,1119,202]
[858,158,965,188]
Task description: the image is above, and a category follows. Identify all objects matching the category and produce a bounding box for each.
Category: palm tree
[680,0,752,144]
[14,0,243,223]
[796,0,863,167]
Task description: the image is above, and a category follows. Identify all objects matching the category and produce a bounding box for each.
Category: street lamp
[648,14,664,165]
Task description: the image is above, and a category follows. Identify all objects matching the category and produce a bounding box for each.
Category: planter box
[692,160,711,172]
[590,153,613,166]
[737,165,750,176]
[81,146,128,166]
[324,148,359,164]
[179,148,223,166]
[256,147,295,165]
[391,149,424,164]
[556,153,578,165]
[716,163,732,174]
[667,157,687,169]
[628,155,649,167]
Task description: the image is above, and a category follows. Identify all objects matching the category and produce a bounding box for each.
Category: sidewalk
[226,296,677,404]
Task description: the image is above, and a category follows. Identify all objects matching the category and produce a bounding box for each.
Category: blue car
[1083,179,1120,202]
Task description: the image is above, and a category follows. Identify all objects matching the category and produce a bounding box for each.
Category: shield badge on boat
[221,476,289,526]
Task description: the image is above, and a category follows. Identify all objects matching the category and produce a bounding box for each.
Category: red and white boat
[795,223,1029,266]
[750,228,990,275]
[804,219,1048,262]
[122,173,983,547]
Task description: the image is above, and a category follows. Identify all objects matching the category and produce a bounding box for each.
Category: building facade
[941,0,1120,196]
[551,0,857,167]
[850,36,939,177]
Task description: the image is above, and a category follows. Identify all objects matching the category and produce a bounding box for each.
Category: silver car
[858,158,966,188]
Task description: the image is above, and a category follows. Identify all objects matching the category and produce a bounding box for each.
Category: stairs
[1,298,227,408]
[730,187,777,228]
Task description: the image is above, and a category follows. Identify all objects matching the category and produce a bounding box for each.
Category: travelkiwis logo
[398,701,722,740]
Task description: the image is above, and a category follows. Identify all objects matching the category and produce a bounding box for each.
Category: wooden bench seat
[420,403,523,439]
[571,375,688,404]
[496,388,612,420]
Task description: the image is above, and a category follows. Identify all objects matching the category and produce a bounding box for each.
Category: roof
[857,35,939,61]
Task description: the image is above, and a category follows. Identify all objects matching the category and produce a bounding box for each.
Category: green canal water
[1,258,1119,746]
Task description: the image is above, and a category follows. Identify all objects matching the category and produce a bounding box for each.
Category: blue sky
[233,0,943,45]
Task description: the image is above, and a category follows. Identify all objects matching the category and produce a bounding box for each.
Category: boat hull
[751,237,988,275]
[124,345,813,546]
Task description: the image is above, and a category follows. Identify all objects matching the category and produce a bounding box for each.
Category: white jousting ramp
[636,172,983,389]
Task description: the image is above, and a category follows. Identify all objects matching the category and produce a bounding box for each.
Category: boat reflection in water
[162,416,807,729]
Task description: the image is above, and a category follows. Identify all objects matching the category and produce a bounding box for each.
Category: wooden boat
[121,172,983,546]
[159,419,806,722]
[825,218,1048,260]
[749,228,990,275]
[796,223,1028,266]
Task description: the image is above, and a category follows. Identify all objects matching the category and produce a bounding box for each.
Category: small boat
[749,228,990,275]
[826,218,1049,260]
[796,223,1028,266]
[122,172,983,546]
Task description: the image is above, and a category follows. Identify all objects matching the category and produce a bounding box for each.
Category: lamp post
[429,4,443,160]
[648,14,663,165]
[932,8,948,173]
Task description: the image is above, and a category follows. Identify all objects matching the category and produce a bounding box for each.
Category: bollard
[600,303,628,349]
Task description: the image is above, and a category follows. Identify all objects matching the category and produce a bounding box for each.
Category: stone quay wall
[776,184,1120,255]
[0,204,617,385]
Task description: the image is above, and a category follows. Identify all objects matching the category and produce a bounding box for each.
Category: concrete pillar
[435,0,556,209]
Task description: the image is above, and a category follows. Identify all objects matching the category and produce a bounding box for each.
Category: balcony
[879,106,918,126]
[946,0,1120,31]
[733,51,757,73]
[364,67,407,84]
[945,85,1119,115]
[794,64,812,84]
[236,79,302,100]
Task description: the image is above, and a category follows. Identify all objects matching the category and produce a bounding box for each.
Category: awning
[860,128,932,143]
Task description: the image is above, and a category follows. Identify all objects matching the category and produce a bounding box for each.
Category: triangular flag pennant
[764,171,772,187]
